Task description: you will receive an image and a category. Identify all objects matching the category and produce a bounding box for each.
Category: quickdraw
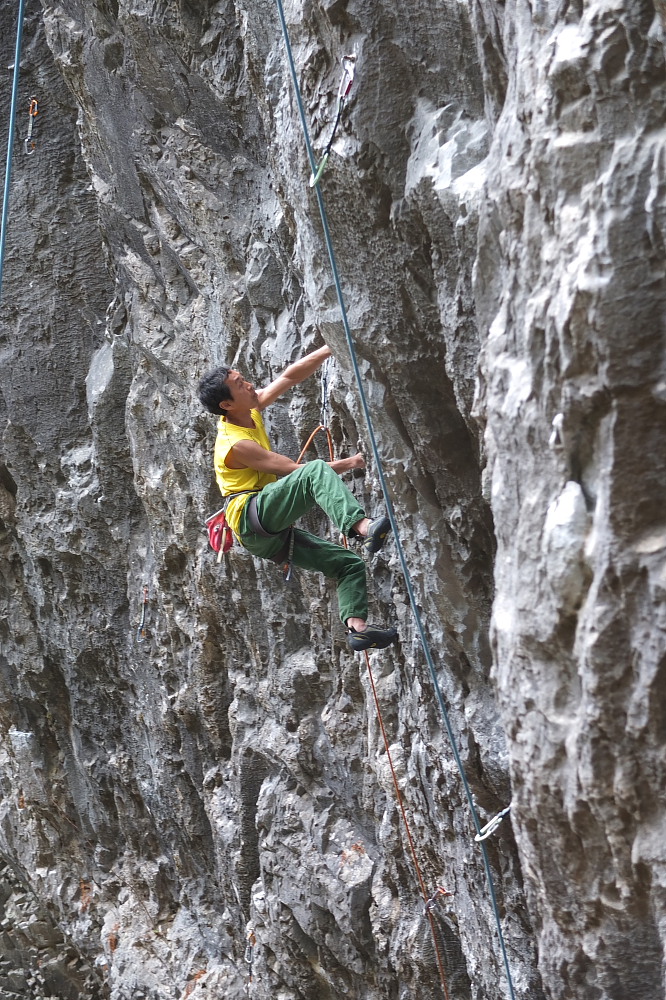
[244,926,256,996]
[244,928,256,965]
[310,56,356,187]
[24,96,38,156]
[320,354,332,429]
[135,585,149,643]
[425,886,454,912]
[474,804,511,843]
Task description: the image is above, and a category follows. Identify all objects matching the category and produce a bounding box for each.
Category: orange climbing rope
[297,423,349,553]
[297,423,335,465]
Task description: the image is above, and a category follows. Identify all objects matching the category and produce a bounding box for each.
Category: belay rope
[299,364,454,998]
[0,0,27,303]
[274,4,517,998]
[363,646,453,1000]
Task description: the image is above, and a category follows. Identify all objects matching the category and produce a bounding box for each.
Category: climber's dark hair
[197,366,233,414]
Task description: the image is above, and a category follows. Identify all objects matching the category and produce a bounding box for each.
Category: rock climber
[197,345,398,651]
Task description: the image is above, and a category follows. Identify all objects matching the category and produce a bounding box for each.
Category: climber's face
[220,370,259,414]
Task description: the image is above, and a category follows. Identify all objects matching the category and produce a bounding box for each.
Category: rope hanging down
[363,648,452,1000]
[274,6,516,999]
[298,398,452,999]
[0,0,27,303]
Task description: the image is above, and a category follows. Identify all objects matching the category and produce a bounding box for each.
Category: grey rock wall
[476,3,666,998]
[0,0,662,998]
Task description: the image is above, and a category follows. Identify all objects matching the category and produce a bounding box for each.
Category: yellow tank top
[213,409,277,540]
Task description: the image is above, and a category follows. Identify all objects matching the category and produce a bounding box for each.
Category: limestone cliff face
[0,1,663,998]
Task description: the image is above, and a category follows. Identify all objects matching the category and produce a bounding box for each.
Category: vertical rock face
[0,1,662,998]
[476,3,666,997]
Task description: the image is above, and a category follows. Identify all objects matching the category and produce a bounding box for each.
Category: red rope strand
[364,650,451,1000]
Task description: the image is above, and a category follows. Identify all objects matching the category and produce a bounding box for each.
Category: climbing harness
[206,488,258,561]
[135,586,149,643]
[309,56,356,188]
[0,0,27,303]
[474,804,511,843]
[205,490,295,581]
[246,494,295,582]
[274,6,517,998]
[24,96,38,156]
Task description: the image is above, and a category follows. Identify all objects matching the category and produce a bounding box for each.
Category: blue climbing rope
[274,4,516,998]
[0,0,27,303]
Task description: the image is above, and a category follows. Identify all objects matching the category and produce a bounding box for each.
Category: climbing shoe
[362,515,392,555]
[346,624,398,652]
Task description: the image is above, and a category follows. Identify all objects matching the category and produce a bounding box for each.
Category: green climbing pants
[238,459,368,624]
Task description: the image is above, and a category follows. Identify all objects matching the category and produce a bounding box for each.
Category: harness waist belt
[246,494,294,577]
[222,488,258,511]
[247,494,281,538]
